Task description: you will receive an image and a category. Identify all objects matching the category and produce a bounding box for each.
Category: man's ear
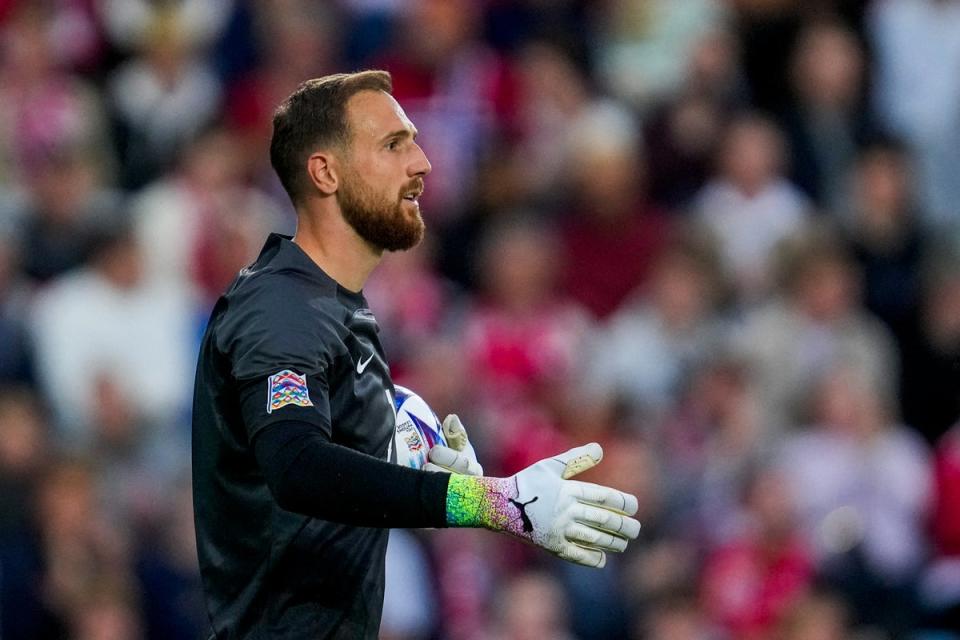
[307,152,338,196]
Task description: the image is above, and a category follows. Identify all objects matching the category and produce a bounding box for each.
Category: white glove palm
[446,443,641,568]
[424,415,483,476]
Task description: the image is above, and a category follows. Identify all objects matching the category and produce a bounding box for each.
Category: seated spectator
[737,227,898,432]
[488,571,576,640]
[108,9,223,188]
[780,365,932,634]
[694,113,810,300]
[559,102,672,319]
[132,126,285,305]
[842,137,930,344]
[584,230,727,420]
[29,224,196,449]
[463,216,590,472]
[700,466,815,638]
[900,258,960,444]
[920,424,960,632]
[782,20,871,211]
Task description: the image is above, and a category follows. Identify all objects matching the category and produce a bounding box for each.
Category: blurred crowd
[1,0,960,639]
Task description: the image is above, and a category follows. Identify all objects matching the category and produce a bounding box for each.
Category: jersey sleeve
[218,281,340,441]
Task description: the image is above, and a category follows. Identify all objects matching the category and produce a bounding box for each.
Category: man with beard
[191,71,642,639]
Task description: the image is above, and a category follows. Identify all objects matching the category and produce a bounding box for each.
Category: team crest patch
[267,370,313,413]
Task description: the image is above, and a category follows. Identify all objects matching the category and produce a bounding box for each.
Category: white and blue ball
[392,384,447,469]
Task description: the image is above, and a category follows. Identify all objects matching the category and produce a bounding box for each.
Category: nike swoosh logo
[356,352,375,374]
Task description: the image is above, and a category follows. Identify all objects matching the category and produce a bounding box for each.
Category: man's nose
[409,143,432,177]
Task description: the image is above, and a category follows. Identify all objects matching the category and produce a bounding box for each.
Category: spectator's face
[337,91,431,252]
[795,259,856,322]
[720,121,783,195]
[484,227,558,311]
[652,255,711,329]
[0,397,45,477]
[793,26,863,108]
[854,151,911,223]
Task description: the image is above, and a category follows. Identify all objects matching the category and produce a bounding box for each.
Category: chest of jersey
[327,307,395,458]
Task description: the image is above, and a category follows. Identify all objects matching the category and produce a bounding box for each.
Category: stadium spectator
[0,234,34,384]
[780,365,932,633]
[783,20,871,211]
[107,8,223,188]
[659,355,768,546]
[29,225,196,449]
[869,0,960,225]
[132,126,285,304]
[559,101,672,319]
[900,258,960,444]
[924,425,960,630]
[736,227,898,432]
[584,230,727,420]
[594,0,731,113]
[693,113,810,299]
[464,216,588,471]
[842,138,930,344]
[700,466,814,638]
[488,571,576,640]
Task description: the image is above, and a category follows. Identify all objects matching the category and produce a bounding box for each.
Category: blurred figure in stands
[737,227,897,433]
[869,0,960,226]
[780,365,932,635]
[900,258,960,444]
[0,233,34,385]
[107,8,224,188]
[559,102,672,319]
[842,138,930,345]
[694,113,810,300]
[464,216,589,473]
[30,224,195,451]
[584,230,726,421]
[488,572,576,640]
[700,466,814,638]
[924,424,960,631]
[783,20,871,212]
[132,126,283,305]
[594,0,731,113]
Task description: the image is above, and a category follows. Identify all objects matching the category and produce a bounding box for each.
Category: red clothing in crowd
[561,207,672,319]
[933,426,960,556]
[701,536,814,638]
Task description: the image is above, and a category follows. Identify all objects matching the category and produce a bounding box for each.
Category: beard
[337,168,425,252]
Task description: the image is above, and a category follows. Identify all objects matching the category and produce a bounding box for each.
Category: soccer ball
[392,384,447,469]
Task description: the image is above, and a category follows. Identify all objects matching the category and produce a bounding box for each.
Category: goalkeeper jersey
[192,233,399,639]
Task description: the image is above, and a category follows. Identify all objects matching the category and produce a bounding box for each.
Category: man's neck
[292,201,382,293]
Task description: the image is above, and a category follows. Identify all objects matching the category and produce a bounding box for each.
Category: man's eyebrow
[381,127,419,142]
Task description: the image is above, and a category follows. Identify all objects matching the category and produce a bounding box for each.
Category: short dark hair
[269,70,393,205]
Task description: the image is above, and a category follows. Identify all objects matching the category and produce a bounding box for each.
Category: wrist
[445,474,519,532]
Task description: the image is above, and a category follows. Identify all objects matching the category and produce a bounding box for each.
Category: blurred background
[1,0,960,638]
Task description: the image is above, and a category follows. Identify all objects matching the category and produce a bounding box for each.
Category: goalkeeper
[192,70,640,640]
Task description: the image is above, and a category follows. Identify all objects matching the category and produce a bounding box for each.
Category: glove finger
[427,444,483,476]
[573,503,642,540]
[422,462,449,473]
[565,522,628,553]
[548,443,603,479]
[575,482,639,516]
[427,445,472,474]
[557,542,606,568]
[441,414,469,452]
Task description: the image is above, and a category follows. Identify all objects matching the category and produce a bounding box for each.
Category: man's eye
[387,140,399,150]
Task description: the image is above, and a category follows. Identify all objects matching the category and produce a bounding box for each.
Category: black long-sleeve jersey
[192,233,447,639]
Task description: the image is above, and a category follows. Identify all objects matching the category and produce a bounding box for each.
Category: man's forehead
[346,90,416,139]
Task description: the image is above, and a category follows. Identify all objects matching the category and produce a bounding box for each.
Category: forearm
[254,420,450,528]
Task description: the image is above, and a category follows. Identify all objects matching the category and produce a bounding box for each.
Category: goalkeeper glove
[424,414,483,476]
[445,442,640,568]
